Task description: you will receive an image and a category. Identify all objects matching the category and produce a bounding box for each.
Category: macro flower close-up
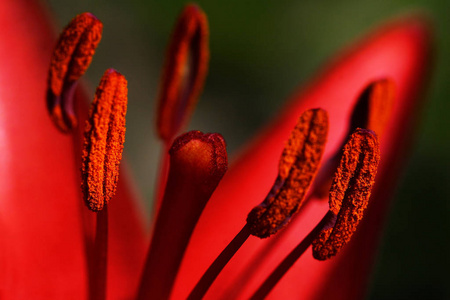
[1,0,449,300]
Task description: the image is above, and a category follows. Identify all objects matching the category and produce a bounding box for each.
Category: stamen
[187,225,251,300]
[251,129,380,298]
[138,131,227,300]
[312,79,394,198]
[90,207,108,300]
[156,4,209,143]
[247,108,329,238]
[47,12,103,132]
[250,211,336,300]
[312,128,380,260]
[81,69,128,212]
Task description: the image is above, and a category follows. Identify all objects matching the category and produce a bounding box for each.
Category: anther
[47,12,103,132]
[312,128,380,260]
[156,4,209,143]
[247,108,329,238]
[81,69,128,212]
[312,79,394,198]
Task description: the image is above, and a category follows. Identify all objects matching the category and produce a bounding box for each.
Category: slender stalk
[250,211,334,299]
[90,207,108,300]
[188,225,251,300]
[153,143,170,218]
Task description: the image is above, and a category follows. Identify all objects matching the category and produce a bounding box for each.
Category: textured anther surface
[81,69,128,212]
[313,129,380,260]
[48,12,102,96]
[247,109,329,238]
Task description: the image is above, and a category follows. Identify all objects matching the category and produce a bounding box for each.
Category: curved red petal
[0,1,146,298]
[172,15,432,299]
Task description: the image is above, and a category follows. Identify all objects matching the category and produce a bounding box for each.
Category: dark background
[45,0,449,299]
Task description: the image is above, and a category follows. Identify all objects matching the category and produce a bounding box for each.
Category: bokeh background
[44,0,449,299]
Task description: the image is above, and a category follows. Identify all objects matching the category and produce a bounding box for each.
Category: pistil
[187,109,328,299]
[138,131,227,300]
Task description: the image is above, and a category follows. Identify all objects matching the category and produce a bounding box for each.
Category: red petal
[172,15,432,299]
[0,1,146,298]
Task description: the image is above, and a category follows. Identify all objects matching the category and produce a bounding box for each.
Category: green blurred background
[45,0,449,299]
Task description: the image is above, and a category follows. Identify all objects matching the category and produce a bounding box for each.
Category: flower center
[45,6,392,300]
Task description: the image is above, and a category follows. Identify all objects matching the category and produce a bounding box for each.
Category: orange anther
[47,12,103,132]
[81,69,128,212]
[247,109,329,238]
[312,129,380,260]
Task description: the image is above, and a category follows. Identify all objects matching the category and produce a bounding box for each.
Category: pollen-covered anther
[311,79,394,199]
[47,12,103,132]
[156,4,209,142]
[247,108,329,238]
[312,128,380,260]
[81,69,128,212]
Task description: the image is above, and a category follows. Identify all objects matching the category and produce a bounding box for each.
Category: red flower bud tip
[47,12,103,132]
[81,69,128,212]
[138,130,227,300]
[312,129,380,260]
[156,4,209,143]
[247,108,329,238]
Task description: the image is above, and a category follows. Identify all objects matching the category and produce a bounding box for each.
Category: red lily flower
[0,1,146,299]
[170,13,431,300]
[0,1,431,300]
